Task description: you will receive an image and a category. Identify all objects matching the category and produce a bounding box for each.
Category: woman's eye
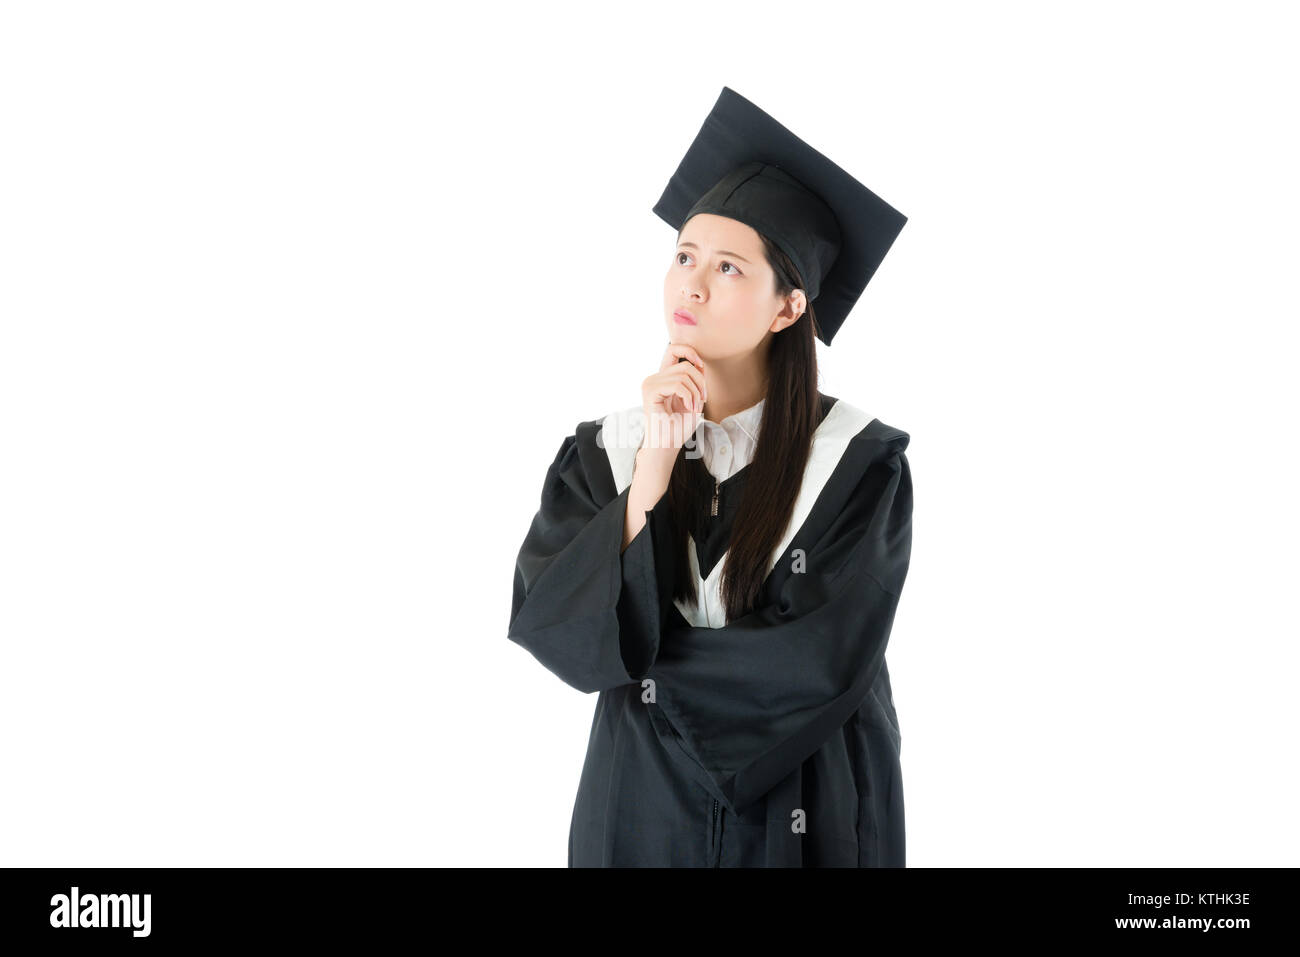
[675,252,741,276]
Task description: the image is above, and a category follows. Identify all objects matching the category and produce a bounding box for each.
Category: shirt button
[719,445,729,455]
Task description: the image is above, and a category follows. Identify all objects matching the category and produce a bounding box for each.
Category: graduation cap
[653,86,907,346]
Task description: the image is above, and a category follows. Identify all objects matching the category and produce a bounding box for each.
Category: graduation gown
[508,392,912,867]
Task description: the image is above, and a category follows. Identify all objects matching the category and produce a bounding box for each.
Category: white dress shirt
[692,397,765,481]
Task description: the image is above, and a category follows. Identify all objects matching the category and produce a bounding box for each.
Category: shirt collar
[698,396,765,443]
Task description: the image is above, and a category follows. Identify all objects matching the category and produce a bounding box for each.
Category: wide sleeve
[645,444,913,814]
[507,431,677,693]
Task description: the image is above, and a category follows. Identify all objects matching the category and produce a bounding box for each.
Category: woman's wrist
[633,442,677,480]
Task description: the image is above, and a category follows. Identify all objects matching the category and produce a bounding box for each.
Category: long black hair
[666,231,823,621]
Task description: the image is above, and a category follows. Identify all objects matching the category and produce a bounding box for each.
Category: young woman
[508,88,913,867]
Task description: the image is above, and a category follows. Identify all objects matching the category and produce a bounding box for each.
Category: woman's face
[663,213,804,360]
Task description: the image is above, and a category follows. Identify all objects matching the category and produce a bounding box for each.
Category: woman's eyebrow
[677,241,751,265]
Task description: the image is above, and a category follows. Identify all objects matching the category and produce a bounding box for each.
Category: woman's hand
[640,343,708,455]
[622,343,708,552]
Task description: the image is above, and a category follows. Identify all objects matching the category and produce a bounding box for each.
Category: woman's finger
[657,377,698,414]
[661,350,707,403]
[661,342,706,374]
[675,359,707,404]
[672,366,704,409]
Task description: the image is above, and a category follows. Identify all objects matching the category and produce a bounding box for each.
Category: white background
[2,1,1296,867]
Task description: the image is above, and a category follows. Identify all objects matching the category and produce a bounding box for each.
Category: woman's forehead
[679,214,762,252]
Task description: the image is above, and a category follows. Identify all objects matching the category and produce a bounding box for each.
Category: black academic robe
[508,392,912,867]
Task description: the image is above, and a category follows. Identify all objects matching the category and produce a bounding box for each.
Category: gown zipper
[707,466,725,864]
[712,798,720,867]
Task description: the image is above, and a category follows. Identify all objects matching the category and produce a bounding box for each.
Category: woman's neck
[700,356,767,423]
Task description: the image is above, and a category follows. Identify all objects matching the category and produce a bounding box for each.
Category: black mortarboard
[653,86,907,346]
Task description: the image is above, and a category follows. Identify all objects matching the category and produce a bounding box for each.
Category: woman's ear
[790,289,807,320]
[769,290,807,334]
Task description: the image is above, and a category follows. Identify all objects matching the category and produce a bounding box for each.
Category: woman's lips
[673,310,697,325]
